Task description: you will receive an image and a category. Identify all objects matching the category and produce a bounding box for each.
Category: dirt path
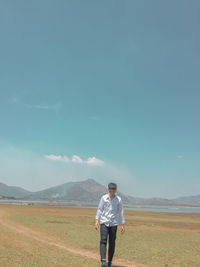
[0,209,148,267]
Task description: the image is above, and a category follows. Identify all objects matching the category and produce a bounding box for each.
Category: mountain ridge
[0,179,200,206]
[0,182,31,198]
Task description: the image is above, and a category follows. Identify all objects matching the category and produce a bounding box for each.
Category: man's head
[108,182,117,198]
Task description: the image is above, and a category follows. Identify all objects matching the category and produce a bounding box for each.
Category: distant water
[1,199,200,214]
[126,205,200,214]
[0,200,76,206]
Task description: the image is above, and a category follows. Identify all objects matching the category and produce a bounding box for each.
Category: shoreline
[1,199,200,210]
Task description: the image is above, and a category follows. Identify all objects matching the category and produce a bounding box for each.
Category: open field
[0,204,200,267]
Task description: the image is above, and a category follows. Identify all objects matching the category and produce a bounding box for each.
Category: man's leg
[108,225,118,264]
[100,223,109,264]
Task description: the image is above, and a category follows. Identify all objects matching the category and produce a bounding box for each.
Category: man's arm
[94,196,104,229]
[118,198,125,224]
[118,198,125,233]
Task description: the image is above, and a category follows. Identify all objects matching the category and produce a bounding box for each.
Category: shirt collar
[107,193,117,200]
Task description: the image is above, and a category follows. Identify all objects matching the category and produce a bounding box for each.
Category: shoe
[108,261,112,267]
[101,260,107,267]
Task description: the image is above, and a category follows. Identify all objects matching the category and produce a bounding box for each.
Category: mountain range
[0,178,200,206]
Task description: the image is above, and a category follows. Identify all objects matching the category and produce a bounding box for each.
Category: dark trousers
[100,223,118,262]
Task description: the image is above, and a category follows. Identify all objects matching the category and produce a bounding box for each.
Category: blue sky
[0,0,200,198]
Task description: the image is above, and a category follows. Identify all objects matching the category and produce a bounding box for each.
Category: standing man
[94,182,125,267]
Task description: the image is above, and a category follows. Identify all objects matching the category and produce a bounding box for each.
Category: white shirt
[95,193,125,226]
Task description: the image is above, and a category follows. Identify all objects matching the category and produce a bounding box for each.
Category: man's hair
[108,182,117,190]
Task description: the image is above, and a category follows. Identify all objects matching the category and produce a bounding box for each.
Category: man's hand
[121,224,125,234]
[94,219,100,230]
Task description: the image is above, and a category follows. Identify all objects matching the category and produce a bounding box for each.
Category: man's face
[108,188,117,197]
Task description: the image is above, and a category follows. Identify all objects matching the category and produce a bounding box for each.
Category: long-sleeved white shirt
[95,193,125,226]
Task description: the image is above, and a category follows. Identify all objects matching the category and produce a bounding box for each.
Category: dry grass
[1,204,200,266]
[0,219,98,267]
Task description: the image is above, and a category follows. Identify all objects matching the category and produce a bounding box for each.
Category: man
[94,182,125,267]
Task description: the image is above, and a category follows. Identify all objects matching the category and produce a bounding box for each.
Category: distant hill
[173,195,200,206]
[0,182,31,198]
[24,178,137,204]
[1,178,200,206]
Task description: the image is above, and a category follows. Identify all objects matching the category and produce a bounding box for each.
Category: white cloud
[72,155,83,163]
[44,154,104,166]
[8,95,62,113]
[45,154,61,160]
[86,157,104,166]
[24,102,62,112]
[44,154,69,162]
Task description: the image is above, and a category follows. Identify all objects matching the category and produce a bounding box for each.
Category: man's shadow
[112,265,126,267]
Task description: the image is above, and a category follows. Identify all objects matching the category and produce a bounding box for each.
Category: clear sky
[0,0,200,198]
